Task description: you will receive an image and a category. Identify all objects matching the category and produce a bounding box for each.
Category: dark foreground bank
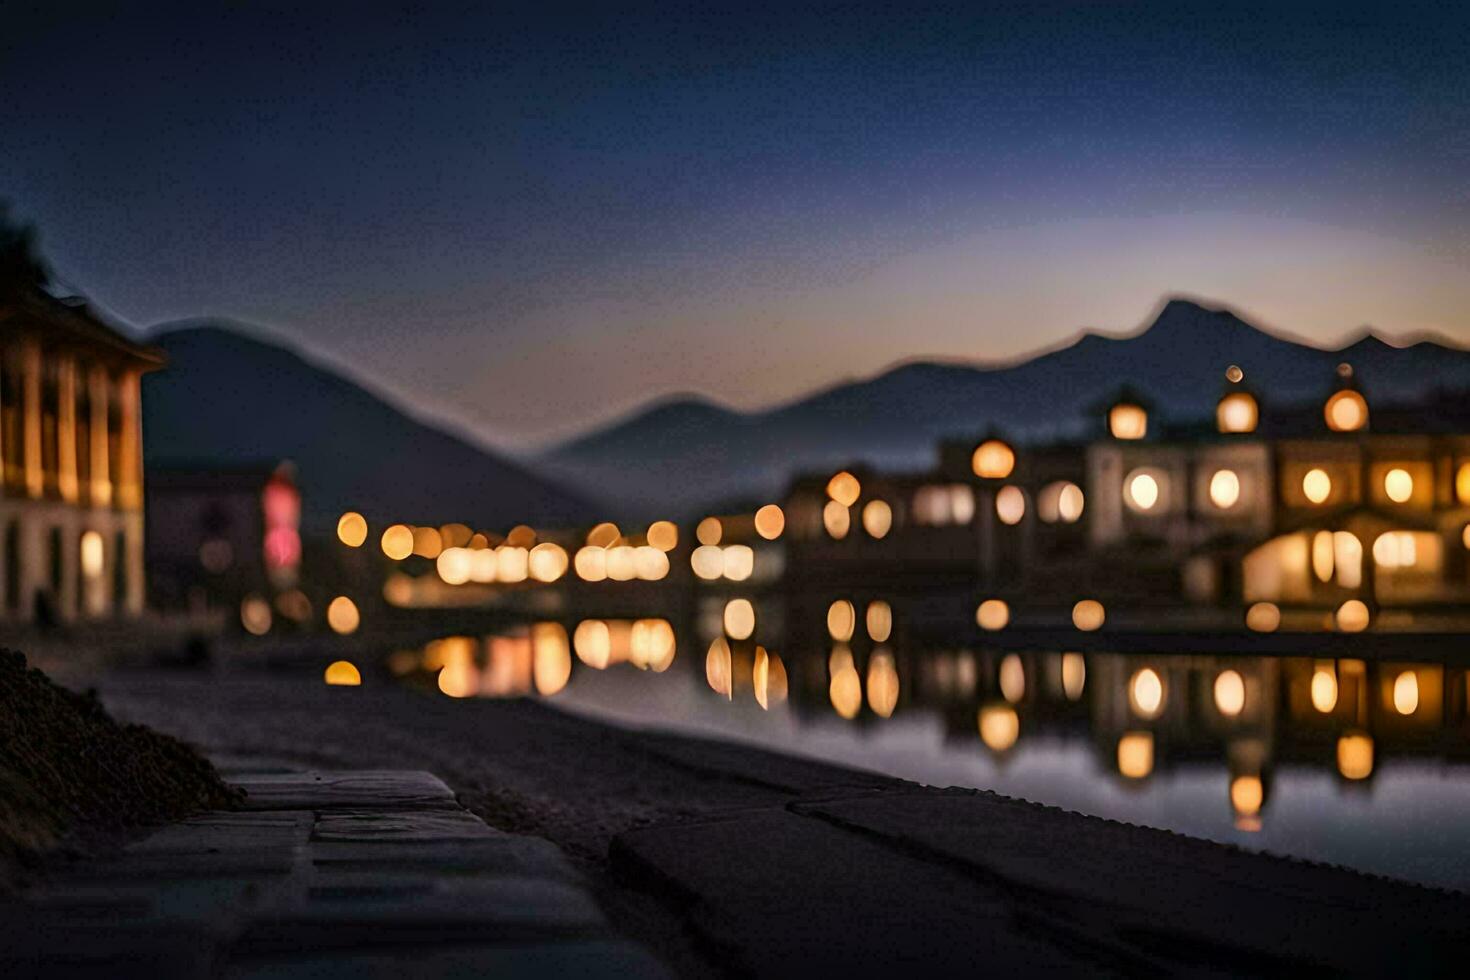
[0,652,237,890]
[80,668,1470,976]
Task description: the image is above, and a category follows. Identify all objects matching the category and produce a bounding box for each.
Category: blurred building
[146,462,303,631]
[0,285,161,623]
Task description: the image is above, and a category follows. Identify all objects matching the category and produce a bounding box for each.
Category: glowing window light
[240,595,272,636]
[1061,652,1086,700]
[949,484,976,524]
[1310,664,1338,713]
[827,599,856,641]
[695,517,722,546]
[999,653,1025,704]
[829,644,855,675]
[337,512,368,548]
[1312,530,1334,583]
[1109,402,1148,440]
[975,598,1009,631]
[438,650,479,698]
[574,546,607,582]
[605,545,636,581]
[587,522,620,548]
[754,504,785,540]
[866,600,892,642]
[630,619,677,672]
[830,659,863,719]
[823,500,851,539]
[971,439,1015,479]
[1337,732,1374,780]
[866,650,900,718]
[634,545,670,581]
[1230,775,1263,818]
[496,546,529,583]
[827,471,861,507]
[381,524,414,560]
[327,596,360,635]
[529,543,569,582]
[995,486,1026,525]
[324,660,361,686]
[531,623,571,695]
[1335,599,1370,633]
[1457,463,1470,505]
[1209,469,1240,509]
[1333,531,1363,588]
[1117,731,1154,779]
[1392,670,1419,715]
[1302,468,1332,504]
[719,544,753,581]
[978,703,1020,752]
[412,525,443,559]
[1372,532,1417,569]
[862,499,893,538]
[437,547,473,585]
[1216,391,1258,433]
[1128,667,1164,719]
[1324,389,1368,432]
[1383,468,1413,503]
[575,620,612,669]
[690,545,724,580]
[1039,482,1084,523]
[1072,599,1105,631]
[1213,670,1246,717]
[505,525,536,548]
[753,647,789,709]
[647,521,678,552]
[439,523,472,548]
[723,598,756,640]
[1245,602,1280,632]
[1125,471,1161,512]
[79,530,104,579]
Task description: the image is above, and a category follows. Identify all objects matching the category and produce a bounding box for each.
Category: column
[88,365,111,506]
[22,340,41,499]
[57,356,78,503]
[116,371,142,511]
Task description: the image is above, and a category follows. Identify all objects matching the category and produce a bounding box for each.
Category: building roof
[0,282,165,367]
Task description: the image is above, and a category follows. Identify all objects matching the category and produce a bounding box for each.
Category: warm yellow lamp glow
[865,600,892,642]
[381,524,414,560]
[823,501,851,539]
[690,545,723,580]
[1458,463,1470,506]
[1109,402,1148,440]
[1302,468,1332,504]
[1324,389,1368,432]
[995,485,1026,525]
[1216,391,1258,433]
[1061,652,1086,700]
[1129,667,1164,719]
[827,599,856,641]
[1213,670,1245,717]
[754,504,785,540]
[705,637,732,698]
[866,650,900,718]
[1125,471,1160,511]
[723,598,756,640]
[587,522,621,548]
[999,653,1025,704]
[862,499,893,538]
[327,596,360,635]
[1230,775,1263,817]
[529,543,569,582]
[1335,599,1370,633]
[971,439,1015,479]
[1037,481,1085,523]
[337,512,368,548]
[830,660,862,719]
[1337,732,1374,780]
[1310,664,1338,713]
[975,598,1009,631]
[1209,469,1240,509]
[1383,468,1413,503]
[647,520,679,552]
[695,517,722,546]
[978,704,1020,752]
[1117,731,1154,779]
[827,471,861,507]
[1245,602,1280,632]
[1072,599,1105,631]
[324,660,361,686]
[721,544,753,581]
[1392,670,1419,715]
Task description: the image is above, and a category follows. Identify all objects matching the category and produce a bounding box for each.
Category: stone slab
[312,807,502,842]
[307,836,582,881]
[796,790,1470,976]
[229,770,458,810]
[224,939,672,979]
[610,807,1097,975]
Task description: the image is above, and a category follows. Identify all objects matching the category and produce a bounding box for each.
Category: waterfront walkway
[11,670,1469,976]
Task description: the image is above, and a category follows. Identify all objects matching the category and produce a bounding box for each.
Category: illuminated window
[823,500,850,539]
[1310,663,1338,713]
[1216,391,1258,433]
[695,517,721,546]
[1208,469,1240,509]
[1337,731,1373,780]
[866,651,900,718]
[978,704,1020,752]
[754,505,785,540]
[1038,481,1084,523]
[646,521,679,551]
[1072,599,1105,631]
[1301,468,1332,504]
[865,600,892,642]
[1109,402,1148,440]
[1372,531,1428,570]
[337,512,368,548]
[862,499,893,538]
[971,440,1015,479]
[1335,599,1369,633]
[1124,470,1163,512]
[1333,531,1363,588]
[827,600,856,641]
[327,596,360,635]
[722,599,755,640]
[975,598,1009,631]
[999,654,1025,703]
[1213,670,1245,717]
[827,471,861,507]
[1245,602,1280,632]
[1383,467,1413,503]
[381,524,413,560]
[995,485,1026,525]
[949,484,975,524]
[1129,667,1165,718]
[1391,670,1418,715]
[1311,530,1334,582]
[1117,731,1154,779]
[1324,389,1368,432]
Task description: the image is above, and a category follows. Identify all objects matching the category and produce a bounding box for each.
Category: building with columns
[0,284,162,623]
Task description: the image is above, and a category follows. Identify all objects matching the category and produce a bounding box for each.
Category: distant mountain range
[142,323,597,533]
[540,298,1470,518]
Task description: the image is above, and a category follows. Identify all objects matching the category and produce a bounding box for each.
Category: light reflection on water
[395,598,1470,893]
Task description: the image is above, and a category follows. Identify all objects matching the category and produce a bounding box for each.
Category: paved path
[1,764,669,979]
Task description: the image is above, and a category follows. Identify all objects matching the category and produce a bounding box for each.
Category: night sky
[5,2,1469,447]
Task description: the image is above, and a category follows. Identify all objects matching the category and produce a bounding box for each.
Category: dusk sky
[5,2,1469,448]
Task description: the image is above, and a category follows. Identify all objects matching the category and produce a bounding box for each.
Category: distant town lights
[971,439,1015,479]
[1108,402,1148,440]
[1324,389,1368,432]
[337,511,368,547]
[1216,391,1258,433]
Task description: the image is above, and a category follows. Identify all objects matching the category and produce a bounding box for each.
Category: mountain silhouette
[541,298,1470,518]
[143,323,598,533]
